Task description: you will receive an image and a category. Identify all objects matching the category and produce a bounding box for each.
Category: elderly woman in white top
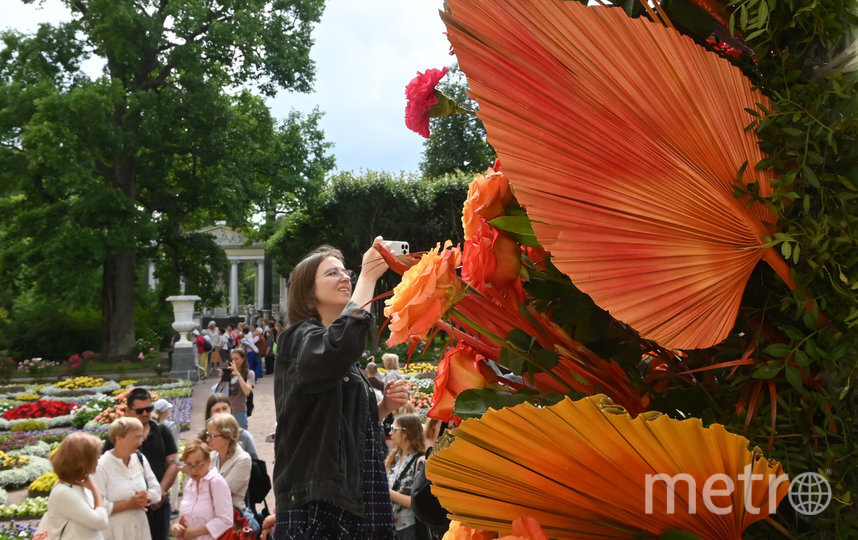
[206,412,259,533]
[36,432,109,539]
[94,417,161,540]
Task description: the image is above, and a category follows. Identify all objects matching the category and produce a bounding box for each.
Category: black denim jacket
[272,303,381,517]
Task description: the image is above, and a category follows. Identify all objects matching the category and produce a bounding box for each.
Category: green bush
[0,290,100,360]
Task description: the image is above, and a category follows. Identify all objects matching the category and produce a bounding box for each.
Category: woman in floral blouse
[385,413,428,540]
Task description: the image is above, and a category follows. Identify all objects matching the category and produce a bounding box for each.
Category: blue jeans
[233,410,248,429]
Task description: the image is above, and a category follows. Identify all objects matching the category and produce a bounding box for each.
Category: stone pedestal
[170,347,199,382]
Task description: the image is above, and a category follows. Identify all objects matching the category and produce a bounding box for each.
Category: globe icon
[788,472,832,516]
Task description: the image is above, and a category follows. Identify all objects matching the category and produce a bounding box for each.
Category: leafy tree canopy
[268,169,472,288]
[0,0,328,358]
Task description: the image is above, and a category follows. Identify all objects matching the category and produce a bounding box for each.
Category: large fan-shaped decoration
[426,395,789,539]
[441,0,797,349]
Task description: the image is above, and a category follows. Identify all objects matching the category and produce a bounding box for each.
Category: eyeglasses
[318,267,355,281]
[183,460,209,470]
[133,406,155,415]
[205,432,225,440]
[390,426,405,432]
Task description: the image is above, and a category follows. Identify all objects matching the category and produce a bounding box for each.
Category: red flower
[428,343,498,422]
[2,399,76,420]
[405,66,449,138]
[462,218,523,301]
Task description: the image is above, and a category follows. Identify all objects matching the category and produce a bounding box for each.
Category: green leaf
[762,343,791,357]
[785,364,803,391]
[533,349,558,370]
[781,241,792,259]
[453,388,540,418]
[499,347,527,374]
[488,215,539,247]
[752,363,784,379]
[803,166,820,188]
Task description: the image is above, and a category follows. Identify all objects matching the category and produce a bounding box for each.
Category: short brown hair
[286,246,344,326]
[108,417,144,444]
[51,432,103,483]
[182,438,212,463]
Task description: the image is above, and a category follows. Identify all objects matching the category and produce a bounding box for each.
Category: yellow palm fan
[441,0,796,349]
[426,395,788,539]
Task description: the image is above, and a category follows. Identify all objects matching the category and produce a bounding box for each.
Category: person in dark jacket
[272,238,408,539]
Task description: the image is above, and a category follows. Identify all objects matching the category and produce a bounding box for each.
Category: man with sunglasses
[103,387,179,540]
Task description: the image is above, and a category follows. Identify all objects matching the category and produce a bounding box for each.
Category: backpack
[411,449,451,532]
[246,390,254,417]
[246,456,272,506]
[202,337,213,352]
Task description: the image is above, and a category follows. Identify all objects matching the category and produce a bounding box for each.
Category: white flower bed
[0,486,7,507]
[0,456,51,489]
[6,441,51,459]
[0,413,77,431]
[39,380,120,395]
[44,393,110,405]
[149,380,191,391]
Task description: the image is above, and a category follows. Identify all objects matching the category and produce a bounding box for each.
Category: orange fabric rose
[428,343,498,421]
[497,516,548,540]
[442,520,498,540]
[462,169,513,240]
[384,242,463,346]
[462,218,522,299]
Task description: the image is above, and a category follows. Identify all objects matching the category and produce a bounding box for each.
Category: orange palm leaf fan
[426,395,789,539]
[441,0,797,349]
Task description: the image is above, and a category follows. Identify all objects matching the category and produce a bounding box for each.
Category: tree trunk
[102,251,137,360]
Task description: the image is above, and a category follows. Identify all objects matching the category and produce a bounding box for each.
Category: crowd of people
[37,238,451,540]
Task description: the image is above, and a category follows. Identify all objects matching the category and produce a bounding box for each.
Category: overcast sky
[3,0,453,174]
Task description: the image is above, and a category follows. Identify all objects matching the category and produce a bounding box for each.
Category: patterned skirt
[274,400,396,540]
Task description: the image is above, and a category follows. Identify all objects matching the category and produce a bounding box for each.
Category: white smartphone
[385,241,409,255]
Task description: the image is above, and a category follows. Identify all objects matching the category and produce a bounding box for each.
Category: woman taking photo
[215,347,254,429]
[272,238,408,539]
[171,439,233,540]
[93,417,161,540]
[202,393,259,458]
[386,414,428,540]
[35,432,108,539]
[206,412,259,534]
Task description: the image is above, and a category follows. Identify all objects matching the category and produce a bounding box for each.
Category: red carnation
[405,67,447,138]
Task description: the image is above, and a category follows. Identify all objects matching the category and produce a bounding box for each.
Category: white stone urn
[167,295,201,348]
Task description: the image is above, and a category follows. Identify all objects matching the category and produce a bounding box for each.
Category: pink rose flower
[404,66,449,138]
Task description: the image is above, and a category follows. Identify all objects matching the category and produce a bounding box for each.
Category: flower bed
[0,433,51,458]
[0,497,48,519]
[0,400,78,431]
[0,520,38,539]
[39,379,119,396]
[0,455,51,489]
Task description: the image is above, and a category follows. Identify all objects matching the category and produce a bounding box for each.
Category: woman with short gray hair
[94,417,161,540]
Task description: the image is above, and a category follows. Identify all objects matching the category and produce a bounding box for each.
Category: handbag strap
[391,452,421,492]
[136,451,148,490]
